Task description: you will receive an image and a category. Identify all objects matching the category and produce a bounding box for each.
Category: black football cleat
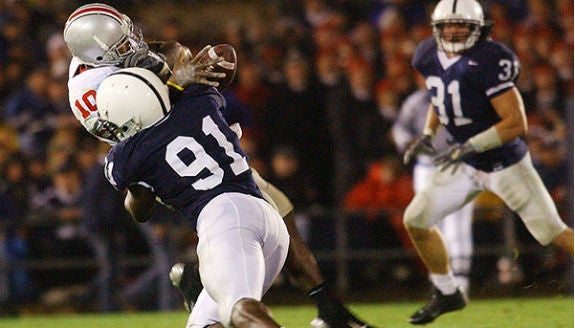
[169,262,202,312]
[409,287,467,325]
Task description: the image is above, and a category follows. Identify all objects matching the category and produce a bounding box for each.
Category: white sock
[454,275,469,296]
[430,272,457,295]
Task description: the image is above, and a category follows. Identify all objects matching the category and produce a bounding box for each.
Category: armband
[468,126,502,153]
[167,81,184,91]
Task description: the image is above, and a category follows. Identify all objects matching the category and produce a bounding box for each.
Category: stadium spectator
[3,68,57,158]
[343,154,414,251]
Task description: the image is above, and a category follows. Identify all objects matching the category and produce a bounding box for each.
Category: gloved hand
[124,49,168,73]
[169,45,226,88]
[403,134,435,165]
[433,142,475,174]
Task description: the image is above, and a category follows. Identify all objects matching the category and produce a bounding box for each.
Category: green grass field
[0,296,572,328]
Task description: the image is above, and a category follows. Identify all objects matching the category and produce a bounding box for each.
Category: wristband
[166,81,184,91]
[468,126,502,153]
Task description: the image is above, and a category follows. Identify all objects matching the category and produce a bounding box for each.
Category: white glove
[169,45,226,88]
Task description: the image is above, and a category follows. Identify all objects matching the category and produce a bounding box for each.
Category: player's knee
[403,193,431,230]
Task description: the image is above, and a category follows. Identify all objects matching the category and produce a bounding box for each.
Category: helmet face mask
[431,0,484,53]
[64,3,148,66]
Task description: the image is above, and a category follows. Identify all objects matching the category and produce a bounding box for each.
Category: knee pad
[403,192,432,229]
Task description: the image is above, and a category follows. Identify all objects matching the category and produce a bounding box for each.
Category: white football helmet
[96,67,171,141]
[64,3,147,66]
[431,0,484,53]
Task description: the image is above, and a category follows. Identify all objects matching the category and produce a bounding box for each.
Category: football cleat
[408,287,467,325]
[169,262,202,312]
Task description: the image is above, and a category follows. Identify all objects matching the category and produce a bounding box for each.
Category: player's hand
[124,49,168,72]
[169,45,226,88]
[148,40,192,68]
[403,134,435,165]
[433,142,475,174]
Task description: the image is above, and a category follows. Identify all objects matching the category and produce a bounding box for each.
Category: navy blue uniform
[412,37,528,172]
[104,85,262,228]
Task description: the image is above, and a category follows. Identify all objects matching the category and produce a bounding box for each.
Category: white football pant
[186,192,289,328]
[414,159,473,293]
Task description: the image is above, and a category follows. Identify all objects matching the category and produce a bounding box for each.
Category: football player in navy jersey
[98,67,289,328]
[403,0,573,325]
[64,4,375,328]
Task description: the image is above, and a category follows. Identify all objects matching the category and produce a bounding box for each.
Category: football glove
[433,142,475,174]
[169,45,226,88]
[403,134,435,165]
[124,49,170,78]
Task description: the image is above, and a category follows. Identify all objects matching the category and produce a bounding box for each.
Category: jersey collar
[437,50,461,70]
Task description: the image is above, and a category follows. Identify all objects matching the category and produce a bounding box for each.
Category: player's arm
[434,87,527,170]
[126,41,225,88]
[461,86,526,153]
[423,104,441,137]
[487,87,527,145]
[125,184,157,223]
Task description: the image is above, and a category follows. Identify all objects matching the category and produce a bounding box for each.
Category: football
[202,43,237,91]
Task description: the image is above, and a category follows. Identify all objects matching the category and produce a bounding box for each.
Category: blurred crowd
[0,0,572,314]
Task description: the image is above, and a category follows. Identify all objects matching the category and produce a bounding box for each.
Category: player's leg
[186,289,220,328]
[194,193,288,328]
[434,204,474,295]
[552,229,573,255]
[414,163,474,296]
[172,169,375,327]
[404,164,480,325]
[489,154,573,256]
[231,298,277,328]
[252,170,375,328]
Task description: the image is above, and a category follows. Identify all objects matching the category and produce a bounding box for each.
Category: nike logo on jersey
[468,60,478,66]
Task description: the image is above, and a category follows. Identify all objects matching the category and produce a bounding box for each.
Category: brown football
[203,44,237,91]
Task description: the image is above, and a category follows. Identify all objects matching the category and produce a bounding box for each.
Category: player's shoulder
[177,85,226,111]
[468,39,517,62]
[68,63,119,88]
[412,37,437,69]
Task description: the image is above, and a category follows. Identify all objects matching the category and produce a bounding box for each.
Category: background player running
[403,0,573,324]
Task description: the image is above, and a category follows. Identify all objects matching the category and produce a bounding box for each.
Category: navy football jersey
[104,85,263,227]
[412,37,528,171]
